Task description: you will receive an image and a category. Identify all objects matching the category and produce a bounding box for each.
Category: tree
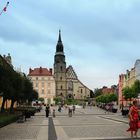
[96,93,117,103]
[131,80,140,98]
[123,86,133,100]
[94,88,102,97]
[38,97,44,102]
[90,90,94,98]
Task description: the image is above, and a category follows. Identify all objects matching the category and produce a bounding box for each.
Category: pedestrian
[73,105,75,114]
[127,100,139,138]
[58,105,61,112]
[52,109,56,118]
[68,105,73,117]
[45,104,50,117]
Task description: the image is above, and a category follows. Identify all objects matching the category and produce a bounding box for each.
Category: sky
[0,0,140,90]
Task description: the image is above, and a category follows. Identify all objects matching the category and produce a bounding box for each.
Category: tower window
[60,66,63,71]
[61,85,63,89]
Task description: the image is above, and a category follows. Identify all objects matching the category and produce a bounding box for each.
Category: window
[61,85,63,89]
[48,83,50,87]
[60,77,62,80]
[60,66,63,71]
[81,89,83,93]
[42,89,44,94]
[36,77,38,80]
[42,82,44,87]
[48,90,50,94]
[36,83,38,88]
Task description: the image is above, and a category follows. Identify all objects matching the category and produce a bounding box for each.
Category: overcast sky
[0,0,140,90]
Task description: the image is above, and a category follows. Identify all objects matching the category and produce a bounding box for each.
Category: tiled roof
[28,67,52,76]
[102,88,114,94]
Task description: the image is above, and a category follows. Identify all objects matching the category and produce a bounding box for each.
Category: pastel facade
[28,67,55,104]
[118,59,140,106]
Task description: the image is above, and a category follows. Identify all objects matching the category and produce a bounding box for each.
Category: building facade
[28,31,91,102]
[54,31,91,100]
[118,59,140,106]
[28,67,55,104]
[54,30,67,99]
[135,59,140,80]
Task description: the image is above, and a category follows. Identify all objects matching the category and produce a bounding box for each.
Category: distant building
[28,67,55,104]
[101,86,115,94]
[66,65,90,100]
[135,59,140,80]
[118,74,126,106]
[54,30,90,100]
[118,59,140,107]
[28,30,91,103]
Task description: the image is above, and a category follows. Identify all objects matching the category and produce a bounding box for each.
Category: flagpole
[0,10,3,16]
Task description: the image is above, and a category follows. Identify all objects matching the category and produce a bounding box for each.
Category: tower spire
[56,30,64,53]
[58,29,62,42]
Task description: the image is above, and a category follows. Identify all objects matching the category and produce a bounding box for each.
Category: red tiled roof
[28,67,52,76]
[102,88,114,94]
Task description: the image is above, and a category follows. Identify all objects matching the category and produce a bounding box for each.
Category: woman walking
[127,100,139,138]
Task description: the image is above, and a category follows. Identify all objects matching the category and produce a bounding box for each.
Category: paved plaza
[0,106,140,140]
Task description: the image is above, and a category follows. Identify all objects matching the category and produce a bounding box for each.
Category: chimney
[39,67,42,73]
[49,68,52,75]
[29,68,32,74]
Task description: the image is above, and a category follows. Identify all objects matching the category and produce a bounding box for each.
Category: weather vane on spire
[0,1,9,16]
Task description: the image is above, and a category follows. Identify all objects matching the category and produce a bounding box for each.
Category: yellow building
[125,68,135,88]
[28,67,55,104]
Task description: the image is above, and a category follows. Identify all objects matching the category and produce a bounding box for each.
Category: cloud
[1,0,140,89]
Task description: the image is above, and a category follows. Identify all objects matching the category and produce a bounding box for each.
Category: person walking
[68,105,73,117]
[72,105,75,114]
[45,104,50,117]
[127,100,139,138]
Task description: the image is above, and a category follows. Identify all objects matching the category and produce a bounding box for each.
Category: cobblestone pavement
[53,106,140,140]
[0,106,140,140]
[0,110,48,140]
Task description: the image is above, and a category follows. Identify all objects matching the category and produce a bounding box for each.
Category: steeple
[58,29,62,42]
[56,30,64,53]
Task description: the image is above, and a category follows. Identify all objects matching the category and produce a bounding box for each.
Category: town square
[1,0,140,140]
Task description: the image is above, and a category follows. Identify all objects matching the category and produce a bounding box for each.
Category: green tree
[94,88,102,97]
[90,90,95,98]
[131,80,140,98]
[38,97,44,102]
[123,86,133,100]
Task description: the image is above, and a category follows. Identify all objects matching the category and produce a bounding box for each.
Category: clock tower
[54,30,67,99]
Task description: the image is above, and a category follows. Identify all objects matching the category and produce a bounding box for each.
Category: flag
[0,1,9,15]
[3,7,7,12]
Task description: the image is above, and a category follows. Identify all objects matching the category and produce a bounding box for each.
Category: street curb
[99,116,128,124]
